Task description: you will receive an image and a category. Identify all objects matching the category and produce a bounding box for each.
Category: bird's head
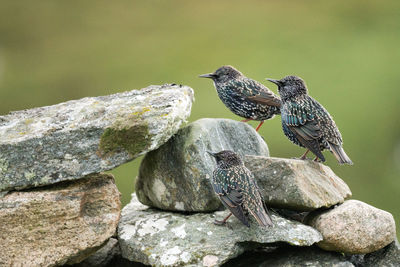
[207,150,243,167]
[199,65,243,84]
[267,75,308,100]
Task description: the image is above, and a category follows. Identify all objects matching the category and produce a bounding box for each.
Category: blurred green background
[1,1,399,235]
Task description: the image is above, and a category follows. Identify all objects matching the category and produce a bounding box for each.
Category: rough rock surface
[75,238,121,267]
[136,118,269,212]
[0,84,194,192]
[0,173,121,266]
[118,195,322,267]
[245,156,352,211]
[364,240,400,266]
[307,200,396,254]
[224,246,354,267]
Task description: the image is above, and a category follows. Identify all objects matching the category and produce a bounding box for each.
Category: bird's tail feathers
[329,143,353,165]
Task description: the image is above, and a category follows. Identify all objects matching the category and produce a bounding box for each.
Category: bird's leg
[241,119,252,123]
[300,149,310,160]
[214,213,233,225]
[313,156,320,162]
[255,121,264,132]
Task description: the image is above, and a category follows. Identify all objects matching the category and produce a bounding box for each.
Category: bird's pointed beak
[206,151,217,157]
[266,78,280,86]
[199,73,215,79]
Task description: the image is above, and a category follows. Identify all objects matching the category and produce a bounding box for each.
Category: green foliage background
[1,1,399,235]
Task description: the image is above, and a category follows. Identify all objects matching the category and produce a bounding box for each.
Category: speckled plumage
[200,66,281,130]
[208,150,273,227]
[267,76,353,165]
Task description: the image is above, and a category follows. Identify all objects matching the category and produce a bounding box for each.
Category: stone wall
[0,84,398,267]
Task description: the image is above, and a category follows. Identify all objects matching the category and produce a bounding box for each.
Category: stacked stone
[126,118,398,266]
[0,85,398,267]
[0,84,194,266]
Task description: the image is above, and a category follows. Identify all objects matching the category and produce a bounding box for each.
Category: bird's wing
[212,168,249,227]
[231,78,281,107]
[307,98,351,163]
[242,168,273,227]
[282,101,325,161]
[309,97,343,145]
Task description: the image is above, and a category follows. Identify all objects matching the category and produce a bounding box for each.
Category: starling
[199,65,281,131]
[267,76,353,165]
[207,150,273,227]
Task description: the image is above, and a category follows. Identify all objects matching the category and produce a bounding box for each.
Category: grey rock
[0,84,193,192]
[307,200,396,254]
[364,240,400,267]
[245,156,352,211]
[118,195,322,267]
[224,246,354,267]
[136,118,269,212]
[74,238,121,267]
[0,173,121,267]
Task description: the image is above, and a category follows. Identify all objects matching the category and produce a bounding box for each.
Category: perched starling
[267,76,353,165]
[199,65,281,131]
[207,150,273,227]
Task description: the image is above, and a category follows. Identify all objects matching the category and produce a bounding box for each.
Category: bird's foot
[213,220,233,229]
[213,219,227,226]
[214,213,232,227]
[299,149,310,160]
[313,157,321,162]
[292,156,310,161]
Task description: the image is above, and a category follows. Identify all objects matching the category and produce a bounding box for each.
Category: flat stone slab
[118,195,322,267]
[136,118,269,212]
[0,84,193,192]
[245,156,352,211]
[0,173,121,266]
[307,200,396,254]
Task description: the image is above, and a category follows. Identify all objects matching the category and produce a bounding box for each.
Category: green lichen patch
[0,157,9,176]
[131,106,151,116]
[24,171,36,181]
[24,118,34,125]
[118,196,322,266]
[98,116,153,158]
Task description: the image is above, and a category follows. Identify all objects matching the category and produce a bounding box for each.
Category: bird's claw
[292,157,308,160]
[213,219,226,226]
[213,220,233,229]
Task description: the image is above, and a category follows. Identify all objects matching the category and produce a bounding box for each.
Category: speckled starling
[267,76,353,165]
[207,150,273,227]
[199,65,281,131]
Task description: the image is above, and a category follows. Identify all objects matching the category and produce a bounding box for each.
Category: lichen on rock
[0,84,194,192]
[118,195,322,266]
[98,118,152,157]
[135,118,270,212]
[245,156,352,211]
